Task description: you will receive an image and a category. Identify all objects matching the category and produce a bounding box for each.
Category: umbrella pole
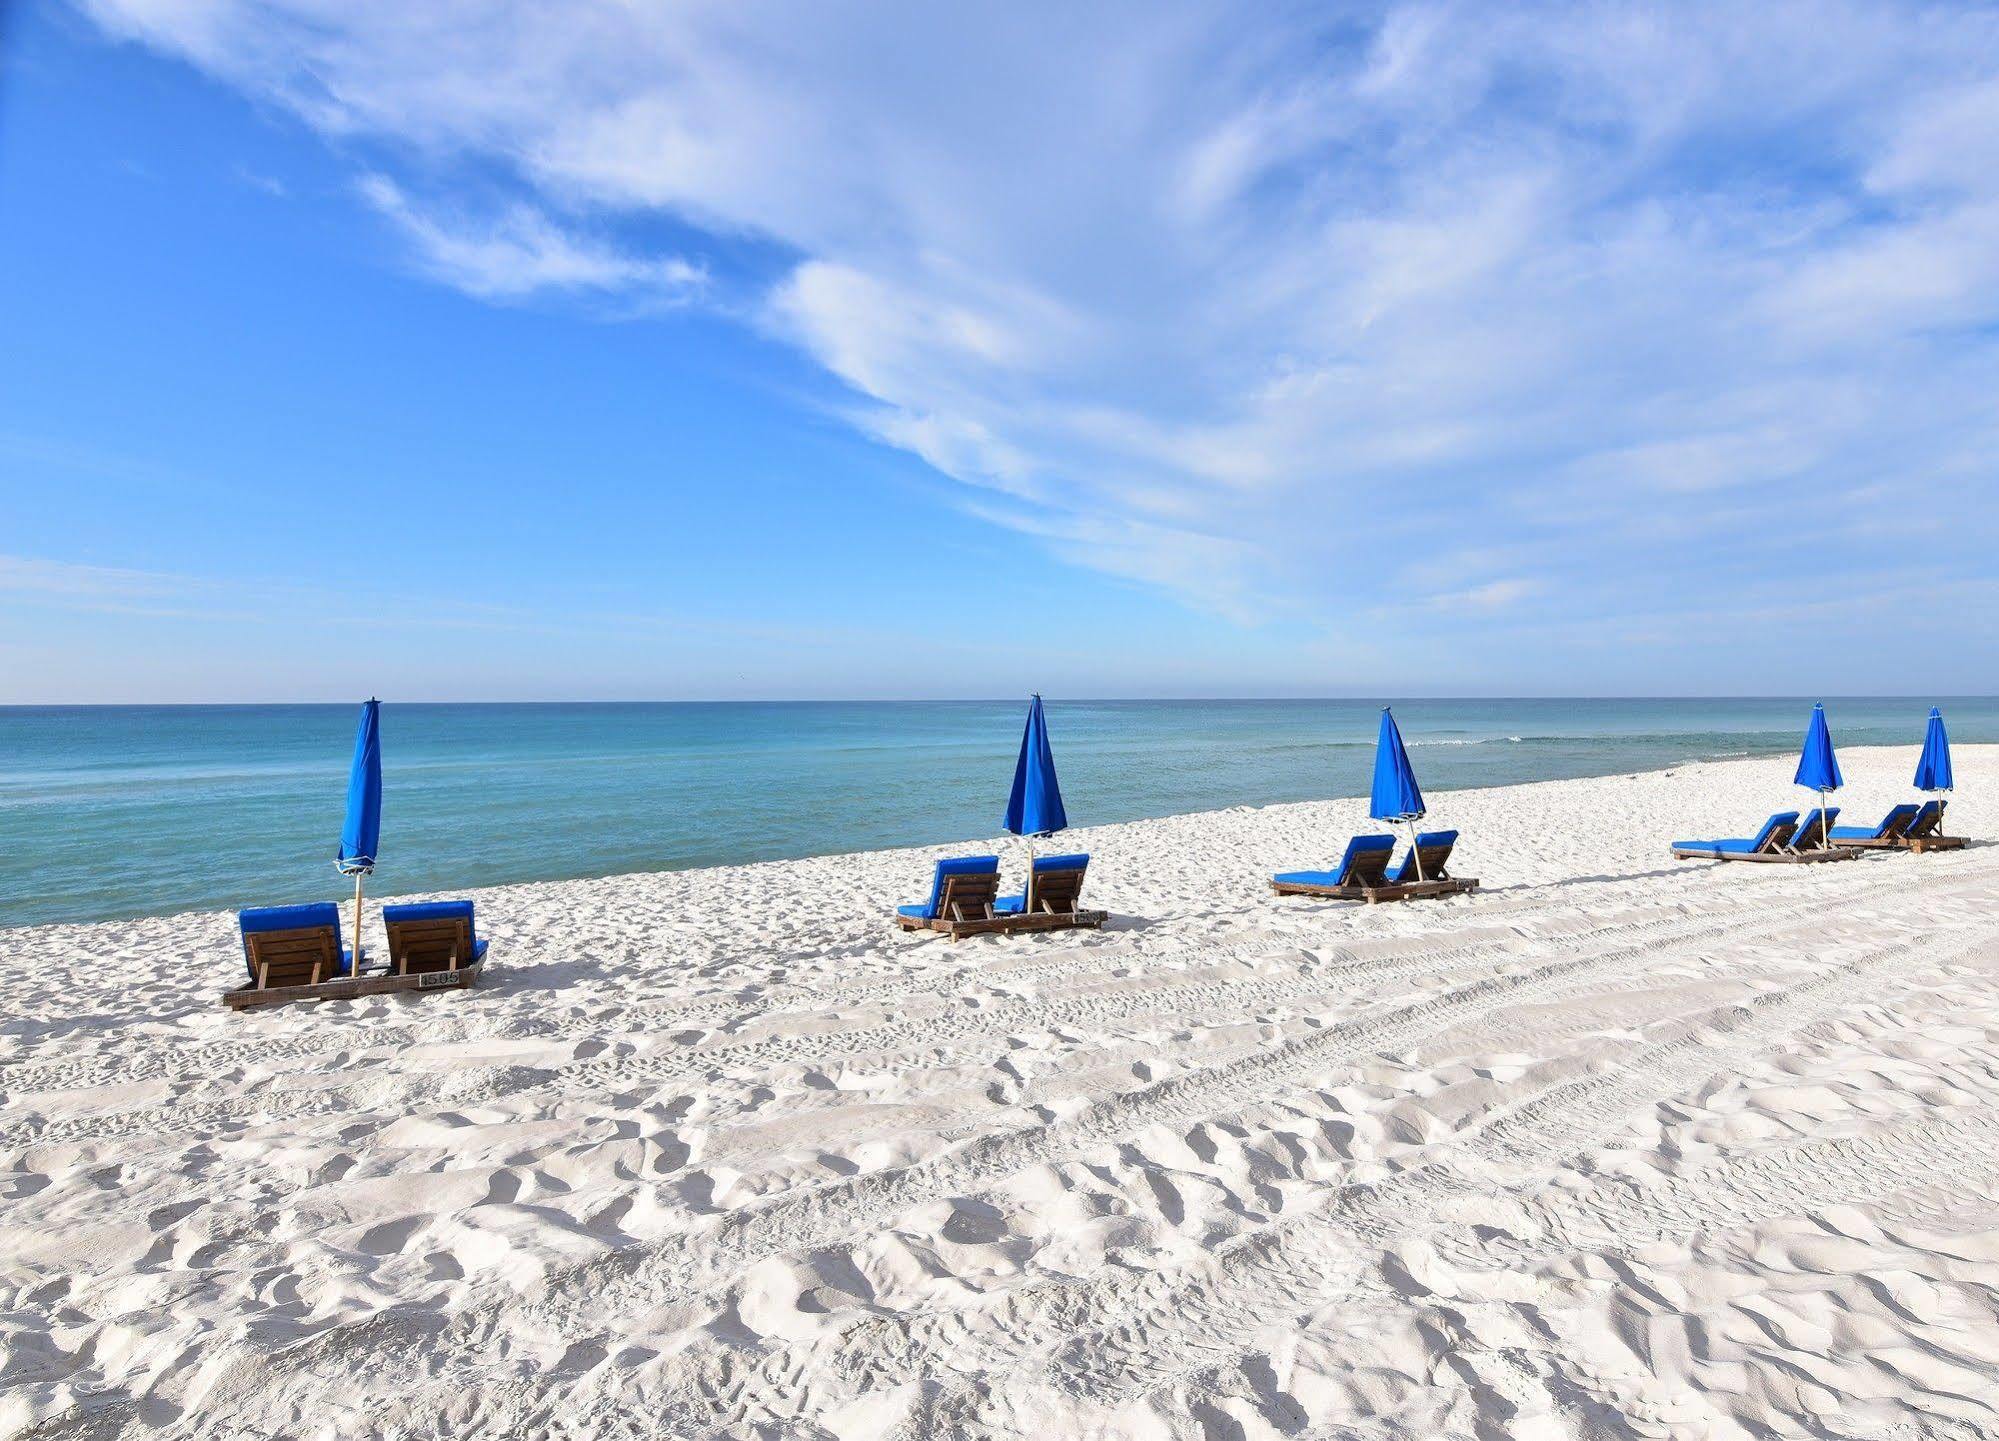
[1823,790,1831,849]
[351,871,365,975]
[1025,837,1035,915]
[1406,819,1425,882]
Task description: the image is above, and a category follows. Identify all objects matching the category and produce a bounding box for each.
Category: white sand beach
[2,743,1996,1440]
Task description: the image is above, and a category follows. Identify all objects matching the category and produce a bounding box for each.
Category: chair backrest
[1751,812,1801,852]
[923,847,1007,915]
[239,902,343,988]
[1793,807,1840,849]
[1906,800,1943,837]
[937,870,1000,921]
[920,855,999,919]
[1336,834,1397,887]
[1023,853,1089,914]
[1875,803,1921,838]
[1392,830,1458,883]
[382,900,477,976]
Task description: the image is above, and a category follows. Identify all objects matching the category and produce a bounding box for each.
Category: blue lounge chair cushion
[902,855,999,920]
[1907,799,1944,834]
[238,902,352,980]
[1274,833,1395,888]
[1829,803,1919,841]
[994,854,1089,913]
[1672,811,1798,856]
[1389,830,1458,884]
[381,900,489,963]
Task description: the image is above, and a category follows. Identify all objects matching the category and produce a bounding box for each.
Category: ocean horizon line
[3,692,1994,711]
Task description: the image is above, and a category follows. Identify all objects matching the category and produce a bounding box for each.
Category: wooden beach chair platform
[1827,803,1921,850]
[1278,876,1483,903]
[1671,810,1858,864]
[896,854,1108,939]
[1896,800,1967,853]
[985,854,1107,935]
[923,907,1110,938]
[1272,832,1480,904]
[223,900,488,1010]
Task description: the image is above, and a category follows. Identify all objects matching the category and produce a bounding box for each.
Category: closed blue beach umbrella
[337,699,382,968]
[1004,694,1068,910]
[1793,702,1842,849]
[1370,707,1430,877]
[1915,706,1953,819]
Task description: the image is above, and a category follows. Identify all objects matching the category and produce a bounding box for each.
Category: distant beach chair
[1898,799,1968,853]
[1272,832,1477,903]
[237,903,353,990]
[1828,803,1921,848]
[990,853,1108,934]
[1670,809,1851,864]
[382,900,489,978]
[896,855,1002,938]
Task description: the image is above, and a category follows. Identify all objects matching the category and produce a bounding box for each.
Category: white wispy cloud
[356,175,702,303]
[1425,578,1545,614]
[0,553,190,600]
[73,0,1999,661]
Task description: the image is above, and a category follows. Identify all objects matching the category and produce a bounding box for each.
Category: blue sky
[3,0,1996,702]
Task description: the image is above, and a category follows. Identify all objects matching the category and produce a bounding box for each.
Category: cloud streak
[357,175,703,303]
[73,0,1999,668]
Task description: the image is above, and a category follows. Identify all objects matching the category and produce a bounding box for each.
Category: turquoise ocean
[3,698,1991,928]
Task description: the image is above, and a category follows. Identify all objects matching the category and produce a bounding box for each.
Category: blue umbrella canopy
[1004,694,1067,837]
[1369,708,1425,823]
[1004,694,1066,913]
[1793,703,1842,794]
[1915,706,1953,796]
[1793,702,1841,849]
[337,698,383,874]
[1370,707,1433,880]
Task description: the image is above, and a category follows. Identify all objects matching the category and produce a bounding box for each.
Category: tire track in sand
[0,889,1791,1149]
[0,893,1737,1097]
[919,920,1994,1431]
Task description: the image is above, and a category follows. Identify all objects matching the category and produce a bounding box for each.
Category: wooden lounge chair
[896,855,1002,938]
[1272,833,1394,897]
[236,903,353,990]
[1828,803,1921,850]
[1787,807,1858,861]
[1896,799,1967,853]
[381,900,489,987]
[1373,829,1481,901]
[1671,810,1855,864]
[1273,834,1397,900]
[988,853,1108,934]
